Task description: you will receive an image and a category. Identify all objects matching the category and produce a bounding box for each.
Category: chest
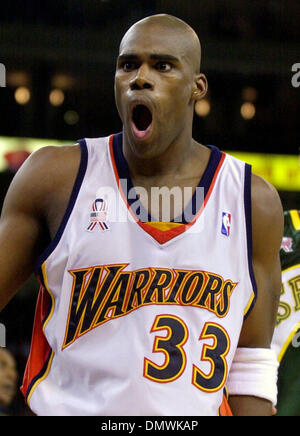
[130,176,201,222]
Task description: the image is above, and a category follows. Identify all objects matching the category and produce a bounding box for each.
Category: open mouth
[131,104,153,138]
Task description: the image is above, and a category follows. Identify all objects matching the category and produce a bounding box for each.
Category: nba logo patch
[221,212,231,237]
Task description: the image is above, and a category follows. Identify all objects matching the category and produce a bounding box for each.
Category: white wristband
[227,347,279,406]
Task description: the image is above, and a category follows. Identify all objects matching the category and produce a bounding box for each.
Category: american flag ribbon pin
[87,198,109,232]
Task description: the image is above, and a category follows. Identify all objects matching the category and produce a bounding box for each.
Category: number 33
[143,314,230,393]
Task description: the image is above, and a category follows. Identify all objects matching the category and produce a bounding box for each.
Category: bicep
[0,150,50,310]
[229,176,283,415]
[238,175,284,348]
[0,213,42,309]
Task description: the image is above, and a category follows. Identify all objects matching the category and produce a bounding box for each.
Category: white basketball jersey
[21,133,257,416]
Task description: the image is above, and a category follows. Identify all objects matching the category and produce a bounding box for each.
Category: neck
[122,126,197,179]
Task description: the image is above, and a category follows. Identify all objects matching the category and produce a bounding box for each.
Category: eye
[121,61,138,72]
[155,62,172,72]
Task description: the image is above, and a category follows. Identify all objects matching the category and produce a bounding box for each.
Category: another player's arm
[228,174,284,416]
[0,145,80,312]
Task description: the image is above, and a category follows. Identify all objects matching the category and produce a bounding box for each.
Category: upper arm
[0,146,71,311]
[238,173,284,348]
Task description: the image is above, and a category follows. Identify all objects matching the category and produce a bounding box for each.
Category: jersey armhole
[243,163,258,320]
[34,140,88,276]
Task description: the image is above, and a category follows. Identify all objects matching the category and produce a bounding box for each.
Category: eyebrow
[118,53,180,63]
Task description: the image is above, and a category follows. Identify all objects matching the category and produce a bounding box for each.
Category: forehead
[119,24,189,60]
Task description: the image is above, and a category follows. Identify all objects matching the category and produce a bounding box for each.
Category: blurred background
[0,0,299,415]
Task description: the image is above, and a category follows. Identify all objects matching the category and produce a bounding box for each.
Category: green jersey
[272,210,300,416]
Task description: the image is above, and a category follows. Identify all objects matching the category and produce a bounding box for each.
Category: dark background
[0,0,299,415]
[1,0,299,151]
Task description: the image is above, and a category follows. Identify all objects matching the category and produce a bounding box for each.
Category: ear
[192,73,208,101]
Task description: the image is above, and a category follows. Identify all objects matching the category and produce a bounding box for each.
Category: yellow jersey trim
[290,210,300,231]
[41,262,55,330]
[243,292,255,317]
[27,262,55,405]
[145,222,182,232]
[281,263,300,274]
[278,321,300,363]
[27,351,55,404]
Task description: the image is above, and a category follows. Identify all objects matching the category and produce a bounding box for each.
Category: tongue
[133,105,152,131]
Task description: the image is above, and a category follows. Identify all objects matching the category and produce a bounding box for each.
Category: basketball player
[0,14,283,416]
[272,210,300,416]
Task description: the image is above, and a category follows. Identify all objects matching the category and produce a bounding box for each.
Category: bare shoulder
[7,143,80,183]
[1,144,81,219]
[251,173,284,253]
[21,143,81,189]
[0,144,81,309]
[251,172,283,213]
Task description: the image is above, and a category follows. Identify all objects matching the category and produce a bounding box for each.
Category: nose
[130,65,154,91]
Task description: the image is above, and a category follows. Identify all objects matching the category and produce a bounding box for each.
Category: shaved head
[120,14,202,74]
[115,13,208,159]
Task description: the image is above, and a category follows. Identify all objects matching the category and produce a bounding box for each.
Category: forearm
[229,395,273,416]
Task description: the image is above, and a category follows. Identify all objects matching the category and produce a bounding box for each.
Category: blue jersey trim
[243,163,258,320]
[34,140,88,276]
[112,132,223,224]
